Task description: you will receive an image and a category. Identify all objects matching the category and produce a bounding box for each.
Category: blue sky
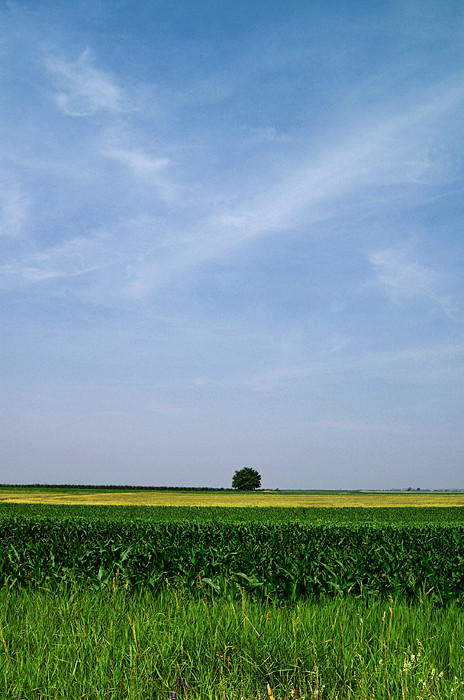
[1,0,463,489]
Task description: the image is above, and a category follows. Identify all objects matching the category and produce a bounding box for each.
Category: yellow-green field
[1,488,463,507]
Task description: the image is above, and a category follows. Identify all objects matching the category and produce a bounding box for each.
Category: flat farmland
[1,488,464,697]
[1,487,464,507]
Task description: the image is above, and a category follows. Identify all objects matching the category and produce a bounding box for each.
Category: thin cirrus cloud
[44,49,127,117]
[103,145,176,204]
[1,66,461,303]
[0,39,461,304]
[123,75,464,300]
[105,147,170,180]
[368,244,454,315]
[0,175,30,238]
[0,233,116,284]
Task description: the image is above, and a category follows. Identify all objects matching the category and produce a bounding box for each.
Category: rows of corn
[3,502,464,522]
[1,515,464,602]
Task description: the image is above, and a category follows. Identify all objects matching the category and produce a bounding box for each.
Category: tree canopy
[232,467,261,491]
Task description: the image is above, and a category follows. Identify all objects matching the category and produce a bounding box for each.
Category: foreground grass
[1,588,463,699]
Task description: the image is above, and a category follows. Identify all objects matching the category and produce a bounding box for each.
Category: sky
[1,0,463,490]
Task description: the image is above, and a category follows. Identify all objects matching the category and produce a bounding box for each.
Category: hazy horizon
[1,1,463,490]
[0,484,462,492]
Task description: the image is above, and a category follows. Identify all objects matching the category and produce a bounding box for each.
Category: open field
[2,510,464,602]
[1,487,464,507]
[1,493,464,698]
[1,501,464,525]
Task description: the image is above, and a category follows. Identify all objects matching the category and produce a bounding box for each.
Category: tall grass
[1,587,463,699]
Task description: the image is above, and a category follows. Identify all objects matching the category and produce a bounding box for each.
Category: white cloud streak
[45,49,126,117]
[124,74,464,299]
[105,147,169,179]
[2,46,463,309]
[368,243,455,315]
[0,174,31,238]
[0,229,120,284]
[103,145,175,203]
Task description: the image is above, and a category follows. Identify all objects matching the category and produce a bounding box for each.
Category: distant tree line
[0,484,245,491]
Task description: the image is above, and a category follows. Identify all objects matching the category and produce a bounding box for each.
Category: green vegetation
[1,511,464,602]
[1,501,464,523]
[1,588,463,699]
[1,501,463,697]
[232,468,262,491]
[0,483,240,492]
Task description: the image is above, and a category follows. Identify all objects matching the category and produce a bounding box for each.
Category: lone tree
[232,467,261,491]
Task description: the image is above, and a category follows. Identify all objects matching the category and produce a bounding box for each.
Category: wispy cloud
[308,419,417,435]
[123,73,464,299]
[0,228,120,285]
[2,63,462,301]
[368,243,455,315]
[103,144,175,203]
[45,48,126,117]
[186,335,464,397]
[105,147,169,179]
[0,25,461,304]
[0,173,31,238]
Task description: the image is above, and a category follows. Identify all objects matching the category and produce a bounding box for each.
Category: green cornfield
[0,500,463,698]
[1,509,464,602]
